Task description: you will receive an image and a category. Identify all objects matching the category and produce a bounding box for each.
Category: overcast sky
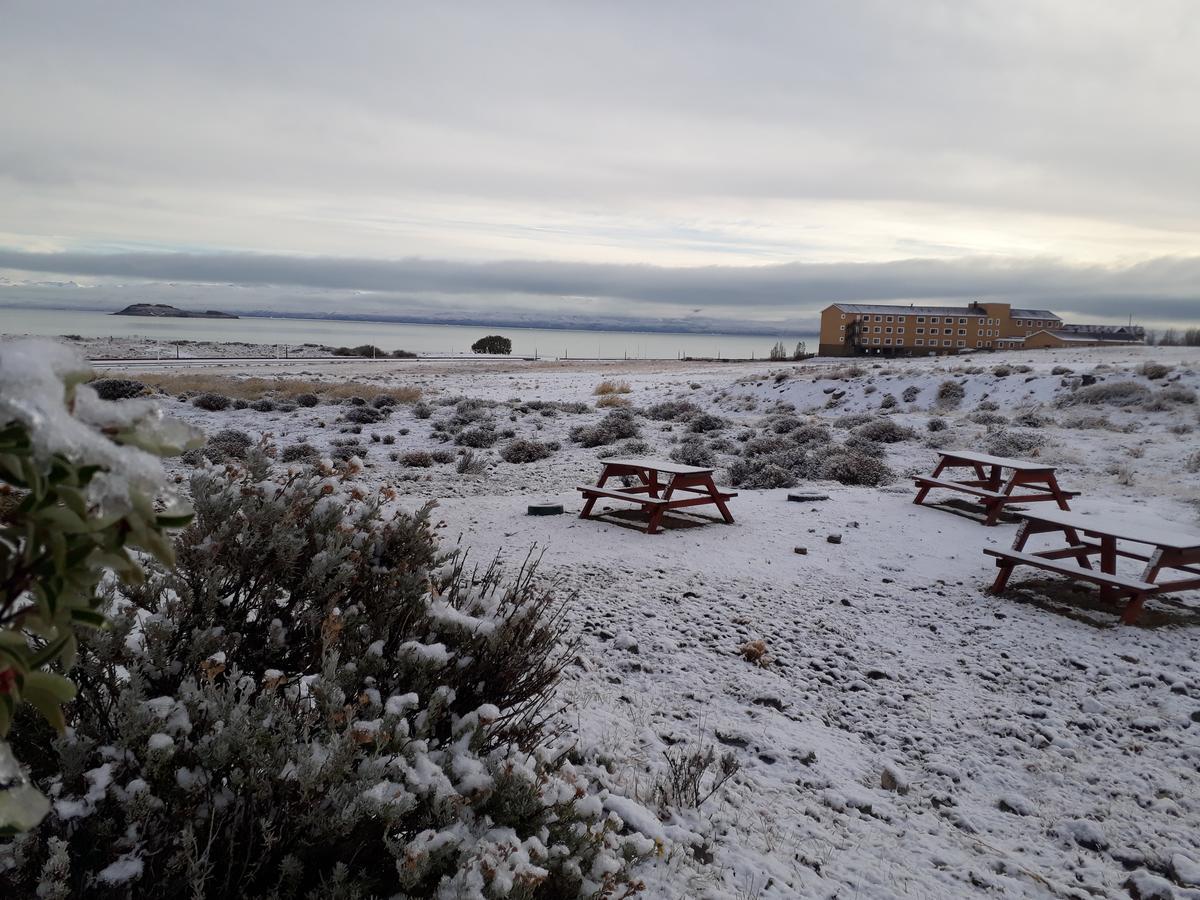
[2,2,1198,331]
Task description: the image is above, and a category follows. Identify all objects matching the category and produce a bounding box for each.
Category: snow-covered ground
[92,344,1200,897]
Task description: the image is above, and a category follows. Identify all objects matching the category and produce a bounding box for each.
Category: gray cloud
[2,249,1197,328]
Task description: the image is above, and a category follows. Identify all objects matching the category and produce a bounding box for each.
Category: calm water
[0,307,814,360]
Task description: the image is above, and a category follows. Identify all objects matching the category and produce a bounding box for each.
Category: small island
[114,303,238,319]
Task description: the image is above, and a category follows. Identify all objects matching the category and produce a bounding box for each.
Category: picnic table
[577,457,736,534]
[985,507,1200,623]
[913,449,1077,526]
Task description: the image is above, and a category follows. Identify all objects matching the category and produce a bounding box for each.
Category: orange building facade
[817,302,1063,357]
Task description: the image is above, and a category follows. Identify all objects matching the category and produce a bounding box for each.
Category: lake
[0,307,815,360]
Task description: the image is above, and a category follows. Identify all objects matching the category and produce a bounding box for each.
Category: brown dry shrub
[740,639,769,667]
[594,379,632,396]
[115,371,421,404]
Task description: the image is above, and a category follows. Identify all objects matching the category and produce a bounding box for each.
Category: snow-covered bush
[808,446,894,486]
[202,427,255,462]
[670,437,715,467]
[935,380,965,407]
[851,418,915,443]
[0,340,200,833]
[455,424,499,448]
[3,463,654,896]
[1137,361,1173,380]
[687,413,727,434]
[343,404,386,425]
[927,417,948,432]
[500,439,556,463]
[902,385,920,403]
[249,397,276,412]
[597,439,656,459]
[294,392,320,408]
[984,429,1045,457]
[1058,381,1151,407]
[569,409,640,448]
[643,400,700,422]
[399,449,436,467]
[279,441,319,464]
[1160,384,1197,404]
[968,411,1009,425]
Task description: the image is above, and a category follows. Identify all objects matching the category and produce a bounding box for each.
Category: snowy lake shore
[73,342,1200,897]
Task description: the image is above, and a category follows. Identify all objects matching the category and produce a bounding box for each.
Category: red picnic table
[985,507,1200,624]
[913,449,1078,526]
[577,457,736,535]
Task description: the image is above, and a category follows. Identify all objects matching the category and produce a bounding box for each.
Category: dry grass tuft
[111,372,421,403]
[593,380,632,396]
[740,639,769,667]
[595,394,631,408]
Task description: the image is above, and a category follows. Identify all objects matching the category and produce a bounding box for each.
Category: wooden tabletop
[938,449,1055,471]
[599,457,715,476]
[1019,507,1200,551]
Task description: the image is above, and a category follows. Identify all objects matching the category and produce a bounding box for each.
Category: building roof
[832,303,985,317]
[831,302,1061,319]
[1039,329,1143,344]
[1058,323,1145,336]
[1010,309,1061,319]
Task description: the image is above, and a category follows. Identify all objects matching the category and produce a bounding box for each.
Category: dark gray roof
[832,303,984,317]
[1043,329,1143,344]
[1010,309,1061,319]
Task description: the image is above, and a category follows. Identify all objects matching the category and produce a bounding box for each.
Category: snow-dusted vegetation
[5,339,1200,897]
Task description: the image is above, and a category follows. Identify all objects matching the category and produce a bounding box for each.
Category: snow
[40,340,1200,898]
[96,855,144,885]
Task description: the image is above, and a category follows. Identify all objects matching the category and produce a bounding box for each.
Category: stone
[827,533,842,544]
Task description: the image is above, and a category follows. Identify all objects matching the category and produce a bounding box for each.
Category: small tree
[792,340,807,360]
[471,335,512,355]
[768,341,787,361]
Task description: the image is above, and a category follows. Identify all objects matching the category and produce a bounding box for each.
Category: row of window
[863,338,996,349]
[841,324,1005,338]
[840,312,1059,329]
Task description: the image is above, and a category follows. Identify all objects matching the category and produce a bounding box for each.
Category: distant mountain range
[114,303,238,319]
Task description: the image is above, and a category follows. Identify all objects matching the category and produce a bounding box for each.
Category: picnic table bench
[913,449,1078,525]
[985,507,1200,623]
[577,457,736,534]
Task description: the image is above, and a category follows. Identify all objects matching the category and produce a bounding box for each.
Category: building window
[915,339,924,346]
[958,329,966,335]
[930,317,940,324]
[839,324,846,330]
[885,327,892,334]
[943,340,952,346]
[896,328,904,335]
[958,318,966,324]
[915,327,925,334]
[916,317,925,323]
[872,338,881,345]
[884,338,892,345]
[957,340,966,347]
[874,326,881,333]
[976,340,983,347]
[929,328,939,335]
[874,315,883,322]
[898,316,906,323]
[885,316,893,323]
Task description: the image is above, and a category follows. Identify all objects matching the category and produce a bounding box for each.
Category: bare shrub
[570,409,640,447]
[294,392,320,407]
[455,448,488,474]
[879,393,897,409]
[968,411,1009,425]
[645,399,701,421]
[399,449,435,467]
[927,417,948,432]
[249,397,276,412]
[598,438,656,459]
[455,424,498,448]
[902,385,920,403]
[992,365,1012,377]
[594,379,632,395]
[500,439,556,463]
[279,441,319,463]
[89,378,146,400]
[1186,450,1200,473]
[936,380,965,407]
[687,412,728,433]
[1160,385,1197,404]
[595,394,630,408]
[119,372,420,403]
[343,404,386,425]
[852,418,915,443]
[809,446,894,486]
[1137,361,1173,380]
[833,412,875,429]
[192,391,231,411]
[1051,366,1073,376]
[984,429,1045,457]
[656,746,740,812]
